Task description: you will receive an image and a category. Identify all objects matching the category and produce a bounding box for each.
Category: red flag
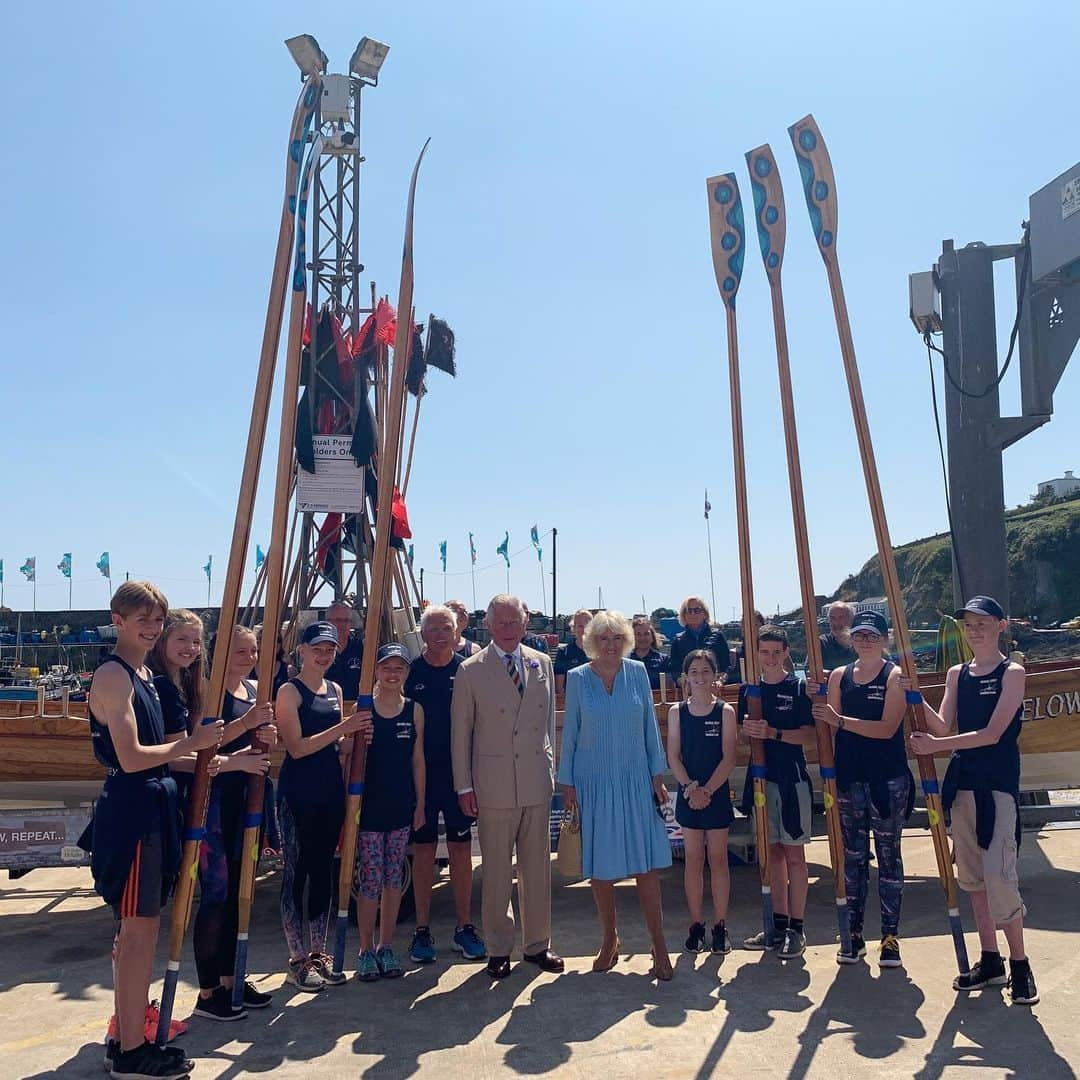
[390,487,412,540]
[315,513,342,571]
[302,302,312,347]
[375,298,397,346]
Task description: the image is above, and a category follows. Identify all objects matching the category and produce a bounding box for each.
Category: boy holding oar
[907,596,1038,1005]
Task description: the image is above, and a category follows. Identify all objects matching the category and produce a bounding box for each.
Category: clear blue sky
[2,1,1077,620]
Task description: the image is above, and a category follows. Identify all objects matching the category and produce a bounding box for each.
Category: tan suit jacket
[451,643,555,809]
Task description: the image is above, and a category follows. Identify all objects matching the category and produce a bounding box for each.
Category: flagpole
[537,555,546,616]
[471,566,476,610]
[705,506,717,618]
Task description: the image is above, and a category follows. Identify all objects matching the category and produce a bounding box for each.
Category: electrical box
[1029,161,1080,283]
[321,75,352,123]
[909,270,942,334]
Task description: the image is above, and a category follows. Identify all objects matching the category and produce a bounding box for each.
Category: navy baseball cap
[850,610,889,636]
[302,621,339,646]
[954,595,1006,620]
[376,642,412,666]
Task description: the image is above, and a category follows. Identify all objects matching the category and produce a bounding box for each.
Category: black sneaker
[879,935,902,969]
[711,923,732,955]
[778,928,806,960]
[104,1041,190,1073]
[837,932,867,965]
[954,952,1007,991]
[685,922,707,953]
[1008,959,1040,1005]
[191,986,247,1022]
[241,980,273,1009]
[109,1040,191,1078]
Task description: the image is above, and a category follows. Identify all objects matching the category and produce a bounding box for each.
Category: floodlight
[285,34,328,77]
[350,37,389,83]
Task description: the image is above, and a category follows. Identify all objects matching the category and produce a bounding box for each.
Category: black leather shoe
[523,949,565,973]
[487,955,512,979]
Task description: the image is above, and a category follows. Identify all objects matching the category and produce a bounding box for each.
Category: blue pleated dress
[557,658,672,880]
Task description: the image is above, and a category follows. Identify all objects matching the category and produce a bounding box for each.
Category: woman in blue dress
[557,610,673,980]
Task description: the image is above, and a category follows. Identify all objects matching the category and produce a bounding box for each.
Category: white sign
[1064,176,1080,221]
[296,435,365,513]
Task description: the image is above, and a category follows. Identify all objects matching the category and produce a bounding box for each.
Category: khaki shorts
[950,789,1026,925]
[765,780,812,846]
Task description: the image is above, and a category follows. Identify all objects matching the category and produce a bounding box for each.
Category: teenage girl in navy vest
[907,596,1038,1005]
[814,610,913,970]
[354,643,427,982]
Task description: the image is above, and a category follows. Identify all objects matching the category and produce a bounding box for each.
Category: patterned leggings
[278,794,343,960]
[355,828,411,902]
[837,775,909,938]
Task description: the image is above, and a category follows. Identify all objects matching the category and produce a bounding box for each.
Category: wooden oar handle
[706,173,746,310]
[787,114,839,260]
[743,143,786,283]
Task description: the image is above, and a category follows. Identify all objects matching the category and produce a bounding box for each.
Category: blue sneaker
[356,949,380,982]
[453,923,487,960]
[376,945,403,979]
[410,926,437,964]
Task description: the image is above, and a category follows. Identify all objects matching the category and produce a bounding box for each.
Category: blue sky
[2,2,1077,620]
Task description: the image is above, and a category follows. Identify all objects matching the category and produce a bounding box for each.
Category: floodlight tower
[909,161,1080,614]
[284,34,390,611]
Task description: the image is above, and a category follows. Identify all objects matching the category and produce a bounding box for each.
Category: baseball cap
[850,610,889,636]
[376,642,412,666]
[954,595,1006,621]
[301,621,339,646]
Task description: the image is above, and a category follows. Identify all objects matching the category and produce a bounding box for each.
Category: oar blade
[706,173,746,309]
[787,114,839,262]
[743,143,786,282]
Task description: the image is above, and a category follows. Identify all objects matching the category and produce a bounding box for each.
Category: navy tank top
[359,699,417,832]
[674,701,732,830]
[951,660,1022,795]
[278,677,344,806]
[835,660,908,787]
[90,655,169,777]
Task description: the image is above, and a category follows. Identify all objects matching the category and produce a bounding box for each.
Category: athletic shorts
[411,784,475,845]
[765,780,813,847]
[112,831,165,920]
[355,827,411,901]
[950,789,1026,925]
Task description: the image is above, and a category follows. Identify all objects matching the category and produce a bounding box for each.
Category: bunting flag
[255,545,266,572]
[20,557,36,581]
[497,532,510,567]
[704,489,712,520]
[58,553,72,578]
[469,532,477,565]
[203,555,212,581]
[407,544,414,564]
[0,559,4,584]
[530,524,542,561]
[439,540,447,572]
[96,552,111,578]
[391,487,412,540]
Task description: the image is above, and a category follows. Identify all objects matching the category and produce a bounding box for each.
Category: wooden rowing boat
[2,659,1078,788]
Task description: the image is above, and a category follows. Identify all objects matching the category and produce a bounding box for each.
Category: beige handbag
[556,803,582,879]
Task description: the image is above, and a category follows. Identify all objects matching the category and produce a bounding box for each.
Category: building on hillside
[819,598,891,622]
[1033,470,1079,500]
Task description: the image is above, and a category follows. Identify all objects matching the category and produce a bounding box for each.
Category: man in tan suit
[452,594,564,978]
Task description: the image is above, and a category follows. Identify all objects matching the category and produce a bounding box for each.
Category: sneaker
[104,1041,189,1073]
[743,929,781,951]
[376,945,404,979]
[711,923,732,955]
[1008,959,1040,1005]
[309,952,347,986]
[837,932,867,965]
[240,980,273,1009]
[112,1003,187,1046]
[410,926,437,963]
[286,956,324,993]
[879,935,903,969]
[954,952,1008,991]
[778,928,806,960]
[685,922,707,953]
[109,1040,191,1078]
[192,987,246,1022]
[356,949,380,983]
[452,923,488,961]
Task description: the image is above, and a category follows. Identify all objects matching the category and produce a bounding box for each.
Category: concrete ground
[1,828,1077,1079]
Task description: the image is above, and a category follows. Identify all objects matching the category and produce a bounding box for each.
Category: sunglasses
[685,606,705,615]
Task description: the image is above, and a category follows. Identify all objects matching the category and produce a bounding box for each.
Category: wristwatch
[773,728,782,743]
[838,715,846,730]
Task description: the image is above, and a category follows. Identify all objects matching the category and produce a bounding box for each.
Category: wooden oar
[742,143,849,954]
[787,114,969,975]
[231,131,325,1007]
[332,139,431,976]
[705,172,772,939]
[155,74,322,1045]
